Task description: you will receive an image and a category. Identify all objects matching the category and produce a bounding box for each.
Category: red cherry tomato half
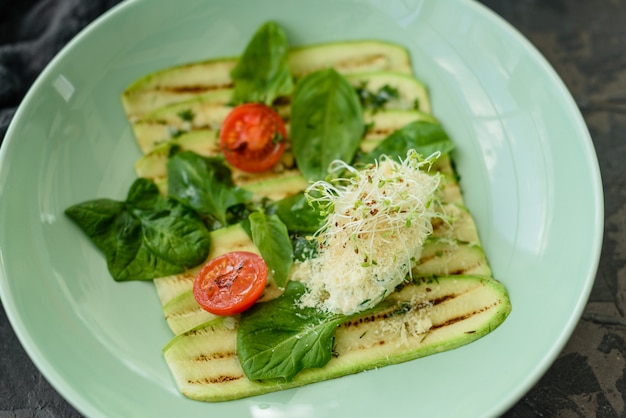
[219,103,287,172]
[193,251,268,316]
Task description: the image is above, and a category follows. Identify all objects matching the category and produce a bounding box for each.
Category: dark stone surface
[1,1,624,417]
[482,1,626,416]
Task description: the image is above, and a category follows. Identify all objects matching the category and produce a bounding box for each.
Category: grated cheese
[292,150,443,315]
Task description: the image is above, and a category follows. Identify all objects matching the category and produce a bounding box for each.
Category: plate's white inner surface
[0,0,602,417]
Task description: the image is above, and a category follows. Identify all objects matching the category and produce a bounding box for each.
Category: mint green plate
[0,0,603,417]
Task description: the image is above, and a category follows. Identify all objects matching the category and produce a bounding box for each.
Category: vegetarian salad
[65,21,511,402]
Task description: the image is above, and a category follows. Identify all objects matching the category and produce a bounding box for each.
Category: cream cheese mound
[292,150,442,315]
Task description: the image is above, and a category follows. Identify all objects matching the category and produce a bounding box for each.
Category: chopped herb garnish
[177,109,195,122]
[363,121,375,135]
[167,126,183,139]
[272,130,284,144]
[355,82,400,112]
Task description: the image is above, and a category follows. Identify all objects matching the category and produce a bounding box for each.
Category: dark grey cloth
[0,0,122,140]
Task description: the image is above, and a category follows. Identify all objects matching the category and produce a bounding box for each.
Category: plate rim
[0,0,605,416]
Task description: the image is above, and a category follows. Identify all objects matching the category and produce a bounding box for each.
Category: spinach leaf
[65,178,211,281]
[230,21,293,105]
[290,68,364,181]
[237,281,344,381]
[291,234,319,261]
[248,212,293,288]
[166,151,252,227]
[267,192,325,234]
[359,120,455,164]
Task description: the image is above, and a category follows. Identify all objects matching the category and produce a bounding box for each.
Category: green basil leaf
[248,212,293,288]
[268,192,325,234]
[290,68,364,181]
[359,120,455,164]
[231,21,293,105]
[166,151,252,226]
[65,178,211,281]
[237,281,343,381]
[103,211,190,281]
[126,176,163,209]
[64,198,124,251]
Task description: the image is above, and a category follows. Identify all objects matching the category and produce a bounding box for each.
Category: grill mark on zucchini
[366,127,396,136]
[429,293,456,306]
[194,351,237,361]
[188,374,244,385]
[332,54,390,73]
[340,289,465,331]
[415,251,453,265]
[155,83,234,93]
[162,273,195,285]
[430,300,502,330]
[292,54,390,76]
[446,263,487,275]
[165,305,205,320]
[184,325,216,337]
[413,256,488,277]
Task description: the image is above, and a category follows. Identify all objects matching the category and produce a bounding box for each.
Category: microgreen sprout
[294,150,445,314]
[306,149,442,260]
